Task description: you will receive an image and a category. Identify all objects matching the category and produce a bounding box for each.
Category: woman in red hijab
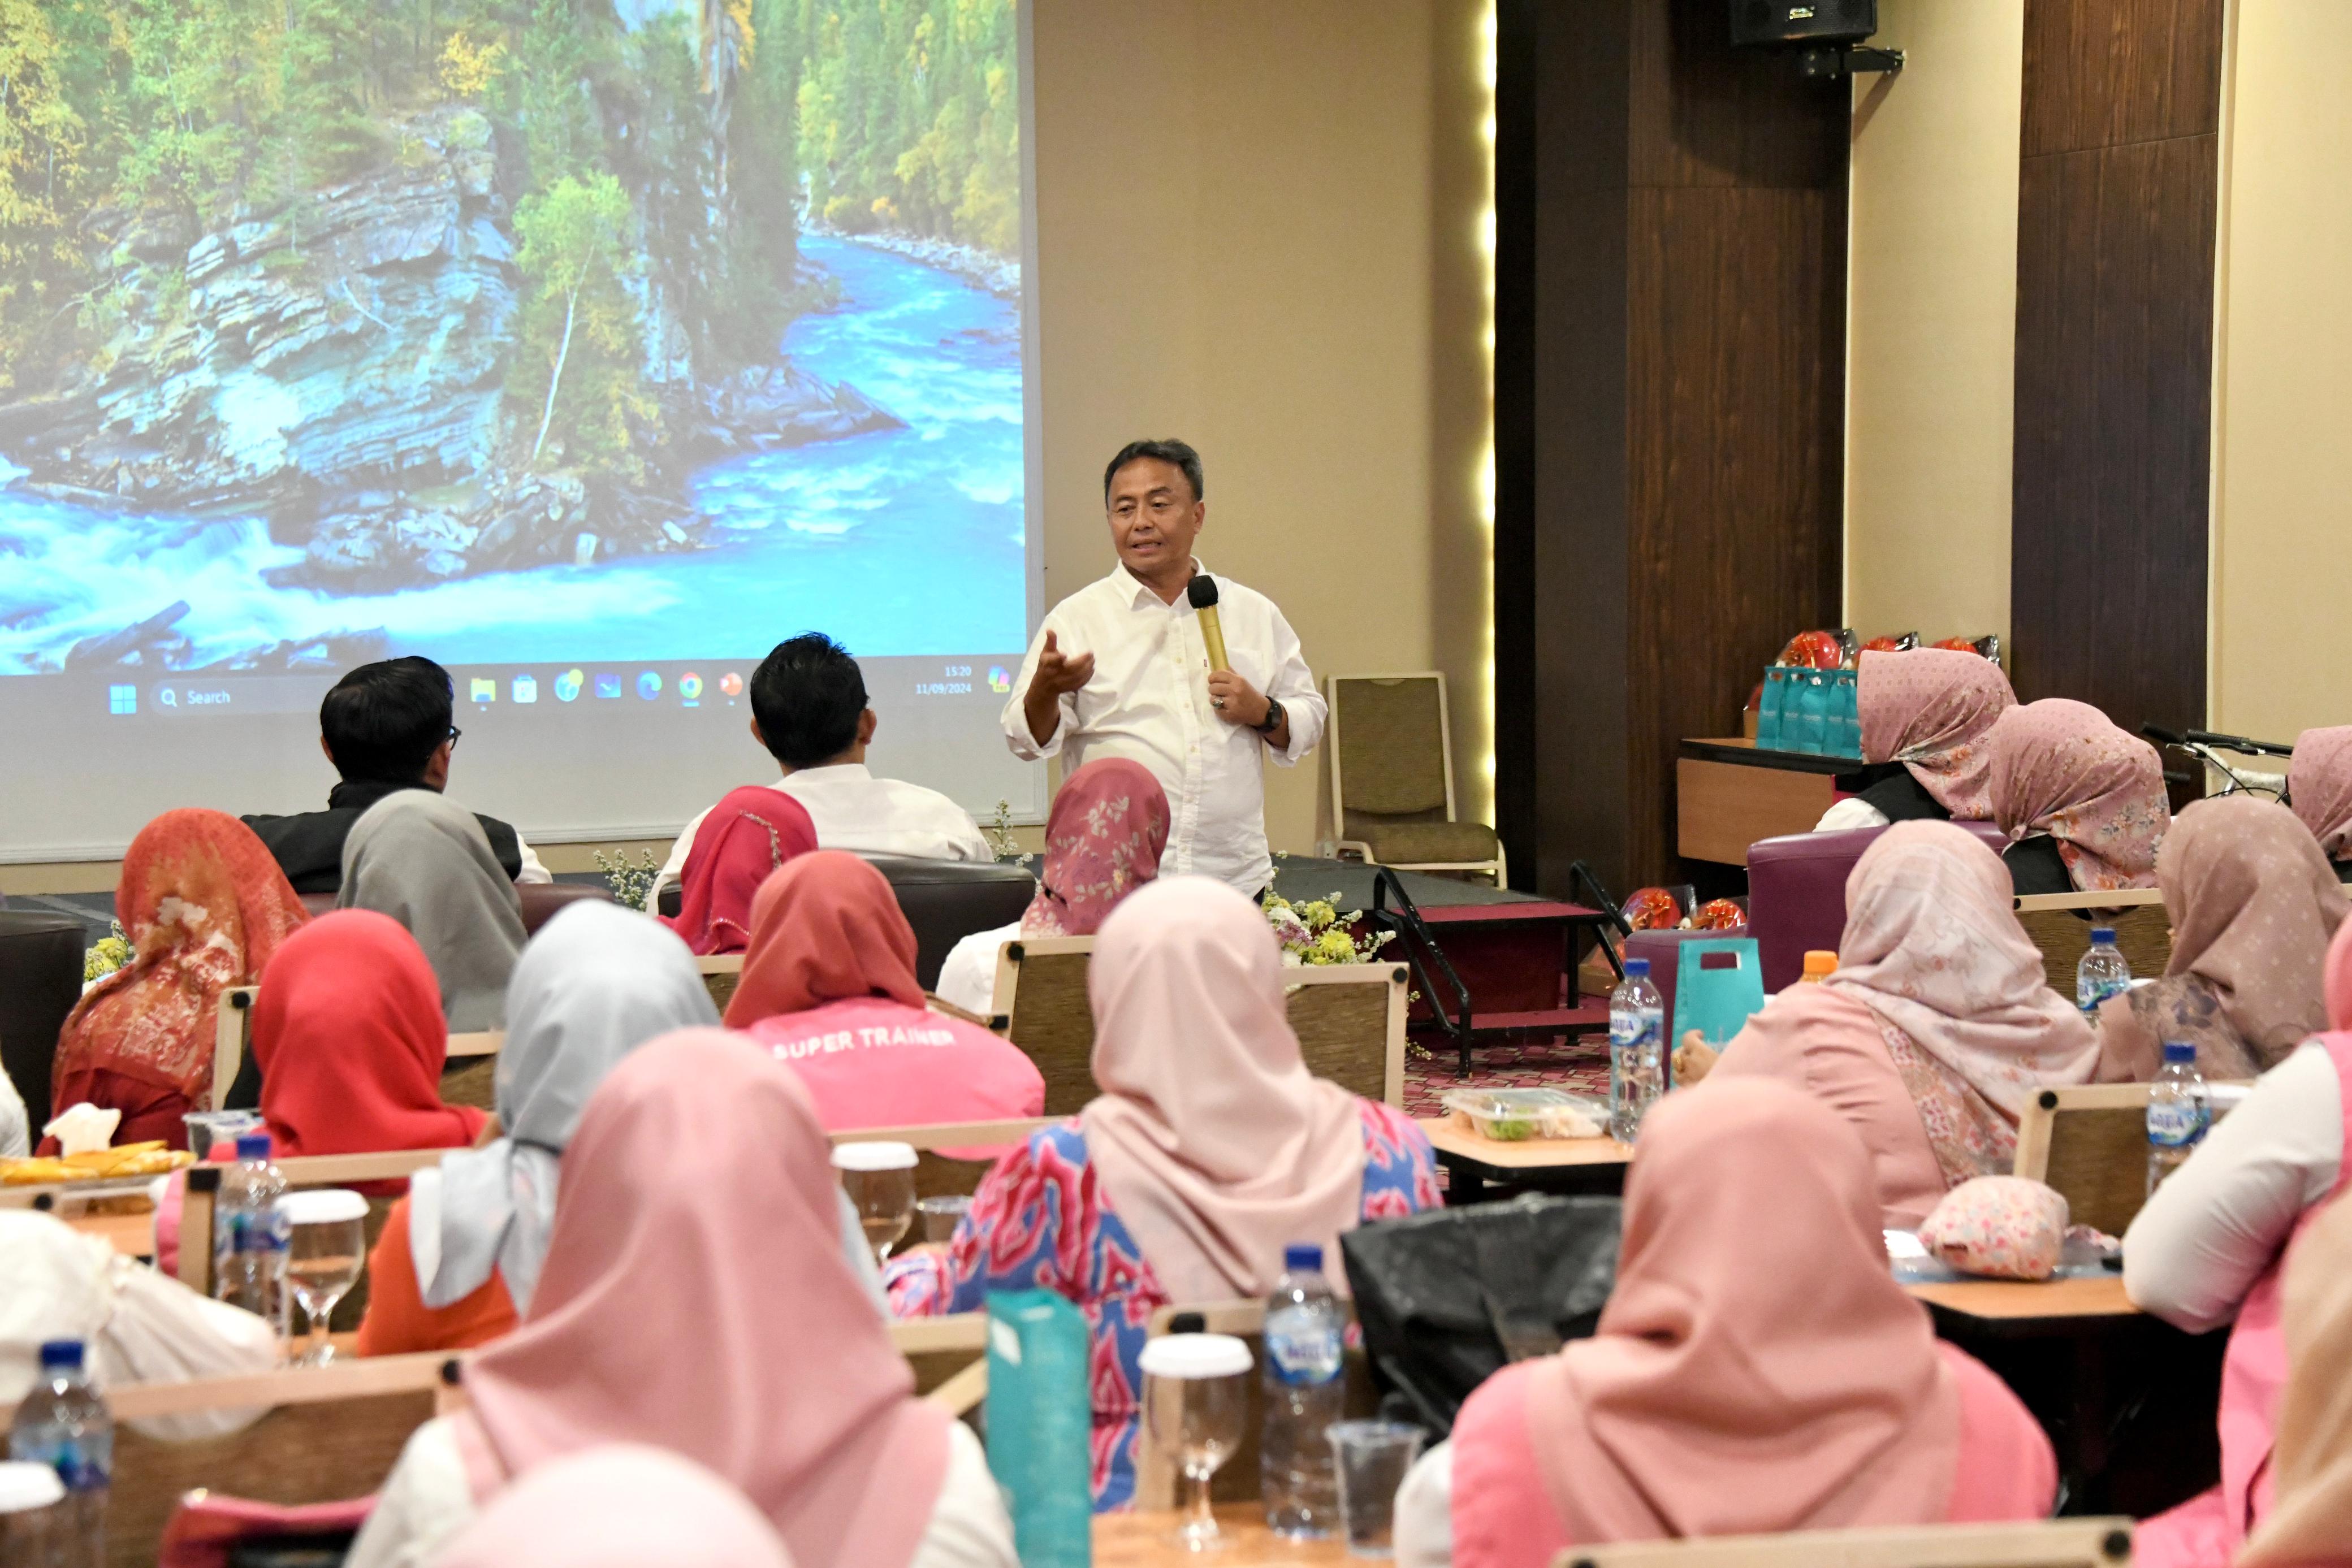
[251,909,485,1168]
[49,809,311,1149]
[1392,1078,2053,1568]
[724,852,1043,1140]
[660,786,819,956]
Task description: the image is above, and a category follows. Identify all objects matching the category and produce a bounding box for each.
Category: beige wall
[0,2,1493,896]
[1842,0,2022,644]
[2210,0,2352,742]
[1030,0,1494,856]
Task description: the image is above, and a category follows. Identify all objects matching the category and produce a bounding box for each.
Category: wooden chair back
[174,1150,452,1329]
[99,1318,992,1567]
[830,1117,1053,1201]
[104,1353,456,1568]
[2013,1082,2246,1237]
[211,986,502,1115]
[995,938,1408,1114]
[699,954,744,1015]
[1554,1517,2134,1567]
[2009,890,2169,997]
[1129,1298,1381,1511]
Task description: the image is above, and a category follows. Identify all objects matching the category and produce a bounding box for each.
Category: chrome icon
[554,668,584,702]
[636,670,663,700]
[678,672,704,706]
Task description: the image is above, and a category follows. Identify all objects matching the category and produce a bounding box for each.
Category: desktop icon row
[465,670,740,706]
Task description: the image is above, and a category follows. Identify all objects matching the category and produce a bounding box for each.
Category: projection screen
[0,0,1041,860]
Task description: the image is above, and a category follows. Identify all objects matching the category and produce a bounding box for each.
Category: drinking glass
[1139,1334,1253,1552]
[275,1189,368,1367]
[916,1194,972,1245]
[1328,1421,1427,1558]
[832,1142,919,1265]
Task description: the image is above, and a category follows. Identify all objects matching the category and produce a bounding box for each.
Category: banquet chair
[993,938,1410,1114]
[175,1150,453,1329]
[1745,823,2010,991]
[296,880,611,934]
[107,1352,456,1568]
[2013,1081,2251,1237]
[2009,889,2169,997]
[1326,672,1505,882]
[1130,1298,1378,1509]
[1555,1517,2133,1567]
[210,986,501,1115]
[0,909,84,1129]
[697,954,743,1013]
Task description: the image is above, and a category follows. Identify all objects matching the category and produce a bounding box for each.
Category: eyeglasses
[447,725,462,750]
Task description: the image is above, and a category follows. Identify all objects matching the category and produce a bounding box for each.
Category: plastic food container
[1440,1088,1608,1142]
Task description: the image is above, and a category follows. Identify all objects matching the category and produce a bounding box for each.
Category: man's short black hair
[319,657,453,783]
[751,634,867,768]
[1103,439,1203,505]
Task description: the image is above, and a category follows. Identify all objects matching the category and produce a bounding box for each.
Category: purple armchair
[1745,821,2009,992]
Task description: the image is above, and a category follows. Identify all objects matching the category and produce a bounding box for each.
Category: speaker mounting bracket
[1798,43,1905,78]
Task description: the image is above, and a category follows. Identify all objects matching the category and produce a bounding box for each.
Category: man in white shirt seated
[652,633,992,905]
[1003,438,1326,896]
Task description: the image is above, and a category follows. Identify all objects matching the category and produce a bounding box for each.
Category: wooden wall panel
[2011,0,2221,738]
[1496,0,1847,896]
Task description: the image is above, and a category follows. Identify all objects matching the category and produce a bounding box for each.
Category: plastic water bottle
[1262,1243,1346,1539]
[2077,927,2132,1019]
[10,1340,111,1568]
[213,1132,289,1337]
[1610,958,1666,1142]
[2147,1042,2211,1195]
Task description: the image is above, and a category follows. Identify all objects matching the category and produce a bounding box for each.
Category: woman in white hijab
[354,901,717,1355]
[0,1210,278,1441]
[340,791,526,1031]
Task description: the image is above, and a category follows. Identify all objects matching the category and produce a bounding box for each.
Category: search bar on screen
[150,674,335,717]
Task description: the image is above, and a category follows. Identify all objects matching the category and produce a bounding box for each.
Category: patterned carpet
[1402,1032,1611,1118]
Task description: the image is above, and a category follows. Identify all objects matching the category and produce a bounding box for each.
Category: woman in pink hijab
[2094,796,2350,1082]
[933,759,1171,1014]
[1815,648,2016,831]
[888,877,1441,1510]
[2293,726,2352,877]
[1707,821,2098,1226]
[660,785,819,956]
[434,1446,796,1568]
[1391,1078,2052,1568]
[2124,917,2352,1568]
[1986,698,2169,894]
[341,1032,1018,1568]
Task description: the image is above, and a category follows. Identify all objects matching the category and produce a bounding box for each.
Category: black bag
[1339,1193,1620,1437]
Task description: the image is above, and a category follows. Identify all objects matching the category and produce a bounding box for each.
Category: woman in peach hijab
[1986,698,2169,895]
[1814,648,2015,831]
[2095,796,2349,1082]
[49,809,309,1149]
[1393,1078,2052,1568]
[2124,918,2352,1568]
[1706,821,2098,1226]
[888,877,1442,1510]
[343,1031,1017,1568]
[2292,726,2352,879]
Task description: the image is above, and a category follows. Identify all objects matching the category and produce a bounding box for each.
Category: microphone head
[1185,574,1220,610]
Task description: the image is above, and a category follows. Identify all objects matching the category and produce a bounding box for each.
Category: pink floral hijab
[2293,727,2352,863]
[1857,650,2016,820]
[1022,759,1171,938]
[1986,699,2169,891]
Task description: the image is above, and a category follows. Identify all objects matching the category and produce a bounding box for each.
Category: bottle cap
[2091,926,2116,943]
[1802,951,1838,976]
[0,1462,64,1515]
[36,1340,83,1371]
[235,1132,273,1160]
[2163,1042,2198,1065]
[1623,958,1650,978]
[1283,1242,1324,1273]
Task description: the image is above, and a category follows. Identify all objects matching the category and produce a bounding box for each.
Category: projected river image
[0,234,1023,673]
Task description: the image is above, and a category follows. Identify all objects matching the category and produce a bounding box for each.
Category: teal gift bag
[984,1290,1092,1568]
[1757,666,1792,750]
[1674,938,1766,1050]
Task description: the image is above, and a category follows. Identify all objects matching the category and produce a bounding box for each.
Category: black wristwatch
[1253,696,1286,737]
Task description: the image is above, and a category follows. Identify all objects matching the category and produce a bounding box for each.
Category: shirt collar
[781,763,871,784]
[1112,558,1208,610]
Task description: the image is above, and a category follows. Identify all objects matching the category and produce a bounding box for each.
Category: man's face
[1106,457,1204,581]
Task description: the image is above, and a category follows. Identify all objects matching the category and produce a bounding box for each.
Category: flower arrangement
[83,920,132,987]
[985,798,1024,862]
[595,848,663,912]
[1265,891,1395,967]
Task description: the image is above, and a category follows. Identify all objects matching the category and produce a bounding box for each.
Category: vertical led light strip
[1476,2,1498,814]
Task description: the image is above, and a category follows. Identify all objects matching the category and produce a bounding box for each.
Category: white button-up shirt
[651,763,993,903]
[1002,562,1326,894]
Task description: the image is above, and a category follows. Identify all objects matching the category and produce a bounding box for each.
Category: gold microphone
[1186,574,1231,673]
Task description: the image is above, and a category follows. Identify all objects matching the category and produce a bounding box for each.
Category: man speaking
[1003,439,1326,896]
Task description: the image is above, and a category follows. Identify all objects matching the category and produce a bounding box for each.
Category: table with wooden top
[1416,1115,1633,1205]
[1096,1506,1348,1568]
[1676,737,1849,865]
[62,1202,155,1258]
